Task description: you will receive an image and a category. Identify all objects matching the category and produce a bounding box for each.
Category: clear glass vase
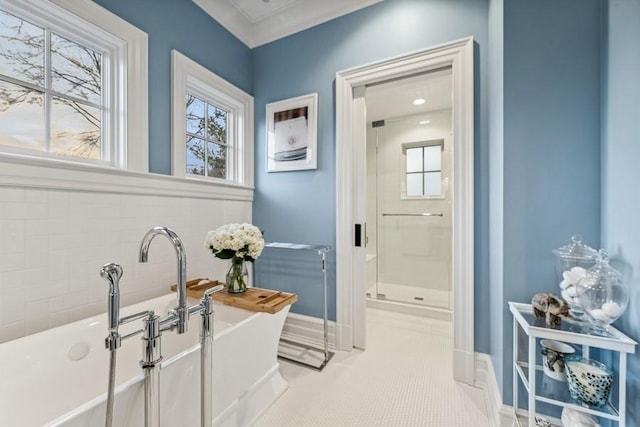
[577,250,629,334]
[552,235,598,319]
[226,257,248,293]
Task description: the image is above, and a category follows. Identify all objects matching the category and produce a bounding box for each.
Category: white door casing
[335,37,475,384]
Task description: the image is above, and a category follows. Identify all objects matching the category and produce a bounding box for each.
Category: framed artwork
[266,93,318,172]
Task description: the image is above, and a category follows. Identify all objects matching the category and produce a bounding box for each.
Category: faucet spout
[139,226,189,333]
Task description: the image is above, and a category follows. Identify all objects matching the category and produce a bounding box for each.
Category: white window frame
[401,139,445,199]
[0,0,148,172]
[171,50,254,187]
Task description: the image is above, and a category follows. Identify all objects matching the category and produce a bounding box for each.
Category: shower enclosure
[364,72,453,310]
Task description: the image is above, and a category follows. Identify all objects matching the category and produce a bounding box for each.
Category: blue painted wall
[602,0,640,424]
[488,0,505,391]
[500,0,603,405]
[251,0,490,337]
[92,0,253,174]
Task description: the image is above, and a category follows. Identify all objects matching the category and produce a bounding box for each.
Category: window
[404,141,443,197]
[186,95,230,178]
[172,50,253,186]
[0,0,148,171]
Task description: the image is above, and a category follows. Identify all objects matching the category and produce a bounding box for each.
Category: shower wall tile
[25,235,50,268]
[1,287,26,323]
[0,185,253,343]
[2,202,48,220]
[26,219,50,237]
[0,252,25,272]
[0,321,25,343]
[50,310,73,329]
[1,220,25,254]
[25,189,48,203]
[0,188,25,203]
[25,299,49,335]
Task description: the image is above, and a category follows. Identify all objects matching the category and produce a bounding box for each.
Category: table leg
[528,335,536,427]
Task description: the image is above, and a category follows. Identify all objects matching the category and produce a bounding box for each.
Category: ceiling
[365,67,453,122]
[191,0,451,121]
[193,0,383,48]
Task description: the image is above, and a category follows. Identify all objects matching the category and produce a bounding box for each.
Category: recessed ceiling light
[419,120,431,125]
[413,98,426,105]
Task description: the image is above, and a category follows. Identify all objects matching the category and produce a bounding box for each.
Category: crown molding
[193,0,383,48]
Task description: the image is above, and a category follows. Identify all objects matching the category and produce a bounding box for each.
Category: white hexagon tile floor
[255,308,490,426]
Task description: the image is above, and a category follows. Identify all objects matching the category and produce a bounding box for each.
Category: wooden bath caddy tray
[170,279,297,314]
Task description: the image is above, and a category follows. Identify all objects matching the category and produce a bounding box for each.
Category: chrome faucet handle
[200,284,224,315]
[204,284,224,298]
[101,263,123,350]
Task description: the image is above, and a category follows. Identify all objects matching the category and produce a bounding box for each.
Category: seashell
[570,266,587,277]
[602,302,623,318]
[561,289,572,302]
[563,270,576,283]
[559,279,570,290]
[566,285,578,297]
[561,406,599,427]
[590,309,610,322]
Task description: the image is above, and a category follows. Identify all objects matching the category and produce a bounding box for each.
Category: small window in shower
[403,140,443,198]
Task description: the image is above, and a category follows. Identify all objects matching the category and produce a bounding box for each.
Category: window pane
[0,10,44,86]
[51,34,102,104]
[424,145,441,171]
[207,141,226,178]
[0,80,45,151]
[406,147,422,173]
[50,97,100,159]
[186,95,205,136]
[424,171,442,196]
[186,136,205,175]
[207,104,227,144]
[406,173,422,196]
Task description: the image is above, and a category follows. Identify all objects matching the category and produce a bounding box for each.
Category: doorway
[365,69,453,312]
[335,37,475,384]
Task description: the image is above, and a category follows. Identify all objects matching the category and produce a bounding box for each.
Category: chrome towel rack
[382,212,443,217]
[261,242,333,371]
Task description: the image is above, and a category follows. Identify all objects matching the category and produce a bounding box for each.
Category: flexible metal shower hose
[105,349,117,427]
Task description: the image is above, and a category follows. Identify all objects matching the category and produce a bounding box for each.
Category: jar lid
[552,235,598,261]
[585,249,621,282]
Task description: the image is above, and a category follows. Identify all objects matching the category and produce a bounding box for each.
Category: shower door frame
[335,37,475,384]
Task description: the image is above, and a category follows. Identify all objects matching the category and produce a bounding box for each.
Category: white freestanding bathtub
[0,293,290,427]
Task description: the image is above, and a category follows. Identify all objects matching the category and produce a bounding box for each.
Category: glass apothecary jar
[552,235,598,318]
[577,250,629,333]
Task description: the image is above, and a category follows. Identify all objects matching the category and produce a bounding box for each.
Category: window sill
[0,152,253,201]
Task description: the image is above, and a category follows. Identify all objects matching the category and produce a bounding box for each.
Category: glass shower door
[372,116,452,309]
[376,212,451,308]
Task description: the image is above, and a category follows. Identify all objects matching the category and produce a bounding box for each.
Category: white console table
[509,302,636,427]
[262,242,333,370]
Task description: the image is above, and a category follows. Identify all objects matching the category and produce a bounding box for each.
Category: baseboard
[366,297,453,321]
[281,312,337,350]
[475,353,508,426]
[454,348,476,384]
[474,353,563,427]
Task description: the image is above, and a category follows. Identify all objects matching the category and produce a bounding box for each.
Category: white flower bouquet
[205,223,264,262]
[205,223,264,293]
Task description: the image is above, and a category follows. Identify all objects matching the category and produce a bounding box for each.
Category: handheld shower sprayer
[101,263,123,349]
[100,262,123,427]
